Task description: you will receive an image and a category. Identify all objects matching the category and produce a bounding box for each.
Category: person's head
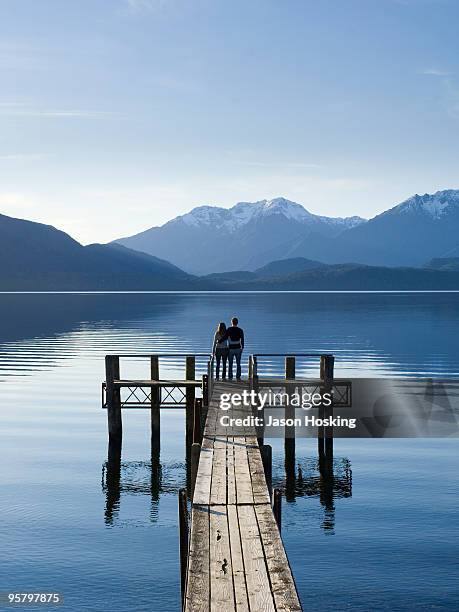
[231,317,238,326]
[217,321,226,335]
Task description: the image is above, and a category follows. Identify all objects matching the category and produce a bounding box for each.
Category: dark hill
[0,213,197,290]
[255,257,325,277]
[222,264,459,291]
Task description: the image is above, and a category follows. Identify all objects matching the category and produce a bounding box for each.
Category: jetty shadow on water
[274,456,352,533]
[102,443,186,526]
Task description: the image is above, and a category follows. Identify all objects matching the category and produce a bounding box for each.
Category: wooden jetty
[103,352,352,611]
[184,380,301,611]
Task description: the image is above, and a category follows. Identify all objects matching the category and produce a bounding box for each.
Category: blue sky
[0,0,458,243]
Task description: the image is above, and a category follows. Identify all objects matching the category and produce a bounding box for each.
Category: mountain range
[2,189,459,290]
[115,197,365,274]
[115,190,459,274]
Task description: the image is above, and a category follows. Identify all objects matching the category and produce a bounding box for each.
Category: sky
[0,0,459,244]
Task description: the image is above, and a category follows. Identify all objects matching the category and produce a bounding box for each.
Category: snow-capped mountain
[113,190,459,272]
[114,197,366,273]
[292,189,459,267]
[385,190,459,220]
[178,198,362,232]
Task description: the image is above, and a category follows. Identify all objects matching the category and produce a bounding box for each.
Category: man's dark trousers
[228,348,242,379]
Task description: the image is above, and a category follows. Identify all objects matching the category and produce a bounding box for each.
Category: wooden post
[105,355,122,448]
[206,359,211,400]
[202,374,209,407]
[250,355,258,391]
[185,356,196,449]
[208,357,214,398]
[285,356,295,379]
[321,355,335,466]
[320,354,334,472]
[251,357,264,446]
[261,444,272,494]
[178,488,188,605]
[318,356,326,459]
[193,398,202,444]
[190,442,200,500]
[150,356,160,449]
[252,356,258,384]
[256,402,264,448]
[150,355,161,504]
[273,488,282,533]
[285,356,296,474]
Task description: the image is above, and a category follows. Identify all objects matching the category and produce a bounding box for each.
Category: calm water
[0,292,458,611]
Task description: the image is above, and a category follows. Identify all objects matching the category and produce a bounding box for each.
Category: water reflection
[102,449,186,526]
[103,431,352,535]
[274,457,352,533]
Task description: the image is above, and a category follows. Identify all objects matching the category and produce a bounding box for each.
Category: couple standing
[212,317,245,381]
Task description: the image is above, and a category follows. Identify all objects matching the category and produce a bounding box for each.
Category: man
[221,317,244,380]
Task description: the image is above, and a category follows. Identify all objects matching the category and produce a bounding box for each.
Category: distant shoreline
[2,290,459,295]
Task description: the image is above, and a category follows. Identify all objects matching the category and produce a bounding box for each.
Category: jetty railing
[247,352,352,473]
[103,353,213,450]
[102,353,212,407]
[248,352,351,406]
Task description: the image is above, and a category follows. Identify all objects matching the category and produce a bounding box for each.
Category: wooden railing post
[193,398,202,444]
[207,356,214,400]
[321,354,334,465]
[105,355,122,448]
[178,488,188,606]
[190,442,200,500]
[285,356,296,473]
[261,444,272,494]
[273,488,282,534]
[151,355,160,449]
[319,354,334,471]
[185,356,196,448]
[202,374,209,407]
[252,356,258,386]
[206,357,212,403]
[210,356,214,395]
[251,356,264,446]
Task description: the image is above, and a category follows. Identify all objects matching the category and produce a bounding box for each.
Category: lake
[0,292,458,611]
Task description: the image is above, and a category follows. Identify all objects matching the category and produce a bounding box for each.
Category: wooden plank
[193,446,214,506]
[238,505,276,612]
[234,440,253,505]
[193,393,216,505]
[227,505,249,610]
[210,438,228,506]
[202,404,218,446]
[210,505,235,610]
[227,437,236,506]
[255,504,302,611]
[246,442,270,505]
[114,379,202,387]
[185,505,210,612]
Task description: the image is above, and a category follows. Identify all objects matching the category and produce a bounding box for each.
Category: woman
[213,322,229,380]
